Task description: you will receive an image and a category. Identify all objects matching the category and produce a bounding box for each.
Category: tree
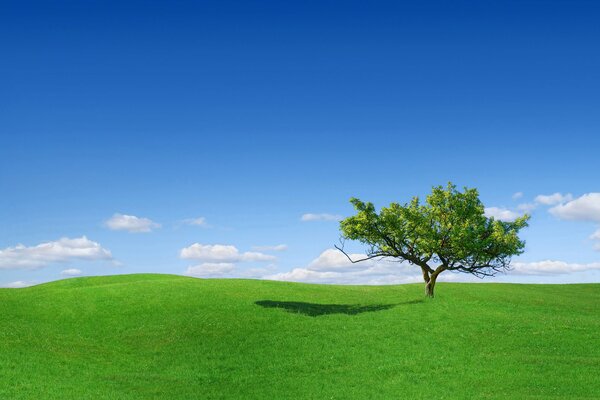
[336,183,529,298]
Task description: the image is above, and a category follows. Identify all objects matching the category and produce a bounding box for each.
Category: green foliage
[1,274,599,399]
[340,183,529,278]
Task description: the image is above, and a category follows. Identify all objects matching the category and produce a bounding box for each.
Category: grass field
[1,274,599,399]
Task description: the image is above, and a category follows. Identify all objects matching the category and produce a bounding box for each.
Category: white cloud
[61,268,82,276]
[0,236,113,270]
[251,244,288,252]
[535,193,573,206]
[484,207,522,222]
[182,217,209,227]
[512,192,524,200]
[306,248,370,271]
[510,260,600,275]
[105,213,160,233]
[301,213,343,222]
[1,280,36,288]
[549,193,600,223]
[186,263,235,277]
[180,243,276,263]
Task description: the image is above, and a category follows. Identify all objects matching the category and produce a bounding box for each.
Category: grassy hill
[1,274,599,399]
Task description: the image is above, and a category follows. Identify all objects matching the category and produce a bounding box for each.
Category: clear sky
[1,0,599,287]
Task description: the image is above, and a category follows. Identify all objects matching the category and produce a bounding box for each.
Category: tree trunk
[424,266,446,298]
[422,268,430,284]
[425,274,437,297]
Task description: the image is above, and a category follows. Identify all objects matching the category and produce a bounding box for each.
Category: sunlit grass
[1,274,599,399]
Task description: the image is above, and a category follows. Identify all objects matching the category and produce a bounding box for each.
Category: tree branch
[334,244,387,264]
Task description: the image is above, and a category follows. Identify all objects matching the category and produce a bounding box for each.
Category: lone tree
[336,183,529,297]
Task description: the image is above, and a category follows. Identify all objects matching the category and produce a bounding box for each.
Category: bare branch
[333,244,387,264]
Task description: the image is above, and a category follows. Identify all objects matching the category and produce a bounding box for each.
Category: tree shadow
[254,299,423,317]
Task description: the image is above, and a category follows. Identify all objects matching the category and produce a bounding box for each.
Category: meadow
[1,274,599,399]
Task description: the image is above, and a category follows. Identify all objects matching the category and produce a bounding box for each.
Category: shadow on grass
[255,299,423,317]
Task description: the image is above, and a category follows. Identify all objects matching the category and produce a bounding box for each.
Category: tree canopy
[337,183,529,297]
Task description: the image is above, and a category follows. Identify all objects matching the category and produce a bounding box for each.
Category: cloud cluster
[0,236,112,270]
[180,244,275,262]
[485,192,574,222]
[105,213,160,233]
[181,243,277,278]
[301,213,343,222]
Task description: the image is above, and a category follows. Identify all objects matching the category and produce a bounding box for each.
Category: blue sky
[1,0,599,287]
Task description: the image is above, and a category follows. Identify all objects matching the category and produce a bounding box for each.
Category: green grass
[1,274,599,399]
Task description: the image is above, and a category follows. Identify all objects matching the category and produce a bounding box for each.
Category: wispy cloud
[516,202,537,212]
[301,213,343,222]
[61,268,82,276]
[105,213,161,233]
[590,229,600,251]
[181,217,209,227]
[251,244,288,252]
